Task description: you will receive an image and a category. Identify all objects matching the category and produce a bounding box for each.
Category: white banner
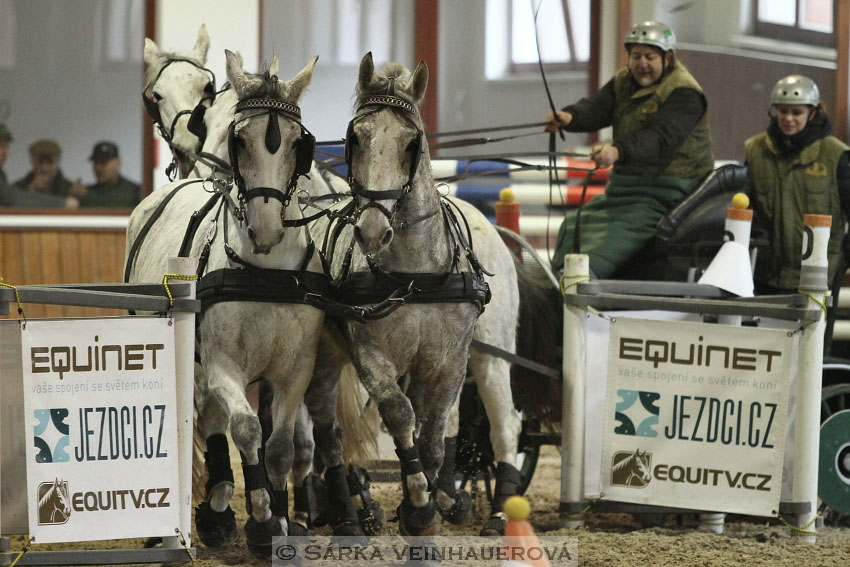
[22,318,180,542]
[601,317,795,516]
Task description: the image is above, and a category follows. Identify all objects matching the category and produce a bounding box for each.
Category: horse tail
[512,257,563,433]
[338,362,380,466]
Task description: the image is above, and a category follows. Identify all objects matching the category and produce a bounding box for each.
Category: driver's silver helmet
[624,21,676,52]
[771,75,820,106]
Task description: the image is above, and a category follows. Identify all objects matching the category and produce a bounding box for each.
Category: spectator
[11,139,81,209]
[80,141,141,209]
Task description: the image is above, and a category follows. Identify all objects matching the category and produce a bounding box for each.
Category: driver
[545,20,714,278]
[745,75,850,294]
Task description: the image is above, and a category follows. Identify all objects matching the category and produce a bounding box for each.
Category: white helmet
[770,75,820,106]
[625,21,676,52]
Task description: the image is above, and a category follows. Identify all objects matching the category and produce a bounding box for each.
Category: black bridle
[226,97,316,226]
[345,95,435,230]
[143,57,217,178]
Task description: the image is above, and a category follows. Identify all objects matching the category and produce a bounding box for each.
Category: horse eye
[152,92,163,102]
[235,135,246,148]
[349,133,359,147]
[405,139,418,153]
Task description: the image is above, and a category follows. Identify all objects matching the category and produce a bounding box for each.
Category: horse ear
[357,52,375,94]
[269,55,280,80]
[407,60,429,104]
[143,37,160,67]
[225,49,248,96]
[287,55,318,102]
[192,23,211,63]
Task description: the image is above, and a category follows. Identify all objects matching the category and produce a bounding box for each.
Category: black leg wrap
[324,464,364,536]
[348,464,385,536]
[492,462,522,512]
[242,461,268,492]
[271,488,289,521]
[204,434,234,498]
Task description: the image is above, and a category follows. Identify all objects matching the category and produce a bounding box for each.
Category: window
[753,0,834,48]
[509,0,590,72]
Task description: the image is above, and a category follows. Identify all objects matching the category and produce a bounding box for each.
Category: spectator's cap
[625,20,676,52]
[0,123,12,142]
[89,141,119,161]
[29,139,61,158]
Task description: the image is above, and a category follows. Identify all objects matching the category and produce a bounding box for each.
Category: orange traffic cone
[502,496,551,567]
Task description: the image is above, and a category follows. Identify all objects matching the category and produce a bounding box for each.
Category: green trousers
[551,173,699,278]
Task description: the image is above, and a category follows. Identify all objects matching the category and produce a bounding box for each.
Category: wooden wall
[0,220,128,319]
[678,48,836,161]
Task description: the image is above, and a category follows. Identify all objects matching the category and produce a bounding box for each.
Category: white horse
[126,51,325,558]
[143,24,216,179]
[306,53,524,537]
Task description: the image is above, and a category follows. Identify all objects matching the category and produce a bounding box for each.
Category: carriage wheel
[455,383,541,505]
[819,384,850,523]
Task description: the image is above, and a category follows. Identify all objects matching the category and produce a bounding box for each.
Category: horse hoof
[332,520,366,538]
[437,489,471,525]
[357,497,385,536]
[479,514,506,536]
[289,521,309,537]
[244,516,283,560]
[397,499,440,536]
[194,502,238,547]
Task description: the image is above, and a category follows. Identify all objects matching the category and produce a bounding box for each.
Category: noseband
[143,58,217,178]
[226,97,316,221]
[344,95,430,229]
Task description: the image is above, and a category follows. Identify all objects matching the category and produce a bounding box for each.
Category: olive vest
[612,62,714,180]
[745,132,849,290]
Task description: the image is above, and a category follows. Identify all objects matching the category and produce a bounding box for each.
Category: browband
[359,95,418,116]
[235,98,301,120]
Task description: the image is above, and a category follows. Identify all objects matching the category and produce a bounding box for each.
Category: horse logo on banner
[611,450,653,488]
[37,478,71,525]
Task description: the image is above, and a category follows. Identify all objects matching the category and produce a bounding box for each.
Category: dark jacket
[563,60,713,180]
[12,170,75,197]
[81,176,141,209]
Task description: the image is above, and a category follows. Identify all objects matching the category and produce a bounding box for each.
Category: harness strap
[470,339,560,379]
[124,179,205,284]
[337,270,490,311]
[178,192,223,258]
[196,267,334,310]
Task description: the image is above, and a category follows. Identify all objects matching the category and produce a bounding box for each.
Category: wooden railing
[0,210,130,318]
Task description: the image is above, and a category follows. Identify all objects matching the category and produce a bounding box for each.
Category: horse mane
[38,483,57,509]
[238,69,290,102]
[354,62,418,112]
[143,50,206,97]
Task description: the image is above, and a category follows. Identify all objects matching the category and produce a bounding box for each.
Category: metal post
[791,214,830,542]
[560,254,588,529]
[164,257,197,552]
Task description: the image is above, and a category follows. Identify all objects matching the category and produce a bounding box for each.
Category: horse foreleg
[434,385,472,525]
[289,402,314,535]
[305,361,363,536]
[194,365,238,548]
[470,352,523,535]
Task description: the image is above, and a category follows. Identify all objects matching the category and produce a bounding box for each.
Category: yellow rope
[559,273,602,316]
[0,277,26,323]
[161,274,199,309]
[174,527,196,564]
[9,537,34,567]
[777,513,819,536]
[796,290,828,332]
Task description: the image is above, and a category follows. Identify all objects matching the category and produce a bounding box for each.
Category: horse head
[346,52,431,256]
[143,24,214,177]
[225,50,318,254]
